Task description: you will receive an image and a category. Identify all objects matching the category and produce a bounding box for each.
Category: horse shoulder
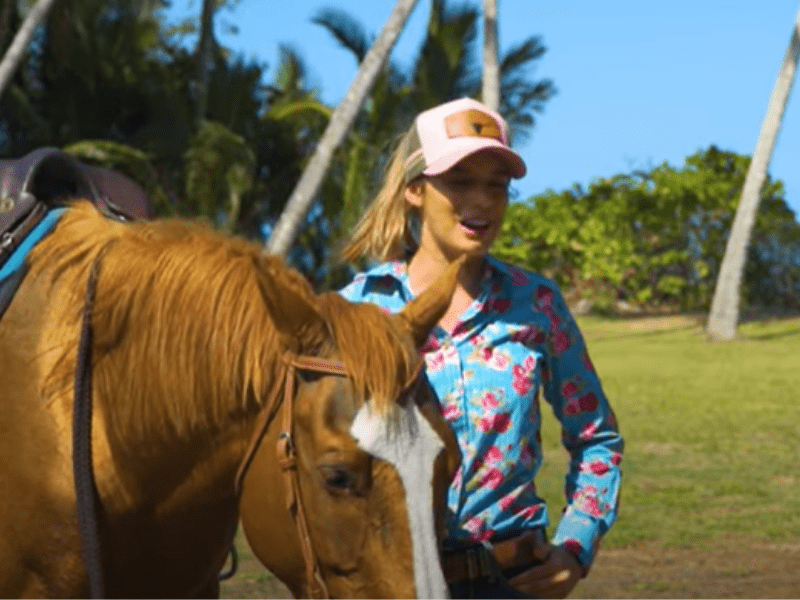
[0,264,89,597]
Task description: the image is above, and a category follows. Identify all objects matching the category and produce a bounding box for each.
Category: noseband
[235,352,349,599]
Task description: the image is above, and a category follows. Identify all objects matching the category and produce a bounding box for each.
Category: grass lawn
[535,314,800,550]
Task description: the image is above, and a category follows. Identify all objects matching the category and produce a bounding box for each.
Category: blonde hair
[340,132,418,263]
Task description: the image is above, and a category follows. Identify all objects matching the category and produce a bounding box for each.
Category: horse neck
[83,229,286,512]
[92,332,283,518]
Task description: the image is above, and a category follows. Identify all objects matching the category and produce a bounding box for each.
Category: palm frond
[312,7,372,63]
[183,119,255,230]
[499,36,557,143]
[411,0,479,108]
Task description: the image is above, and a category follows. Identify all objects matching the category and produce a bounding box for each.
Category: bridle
[234,352,427,600]
[234,352,349,599]
[73,250,422,599]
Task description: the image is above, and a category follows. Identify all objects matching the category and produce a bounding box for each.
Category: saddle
[0,147,155,318]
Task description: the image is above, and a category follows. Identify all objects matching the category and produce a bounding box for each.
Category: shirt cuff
[550,511,600,576]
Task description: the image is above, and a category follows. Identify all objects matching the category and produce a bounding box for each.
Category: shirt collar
[361,256,512,298]
[360,260,412,297]
[484,254,515,281]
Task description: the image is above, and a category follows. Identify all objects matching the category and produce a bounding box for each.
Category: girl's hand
[507,543,583,598]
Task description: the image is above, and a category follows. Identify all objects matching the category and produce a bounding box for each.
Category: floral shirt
[339,256,623,571]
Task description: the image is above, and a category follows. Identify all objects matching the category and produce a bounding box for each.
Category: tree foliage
[494,146,800,313]
[12,0,798,315]
[0,0,325,239]
[1,0,554,286]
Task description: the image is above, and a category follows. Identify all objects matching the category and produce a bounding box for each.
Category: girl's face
[405,150,511,262]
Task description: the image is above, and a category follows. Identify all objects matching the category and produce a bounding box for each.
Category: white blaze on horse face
[350,401,450,600]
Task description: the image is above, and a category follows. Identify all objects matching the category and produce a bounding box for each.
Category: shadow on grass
[742,324,800,341]
[580,309,800,342]
[737,309,800,341]
[587,326,700,343]
[578,313,705,342]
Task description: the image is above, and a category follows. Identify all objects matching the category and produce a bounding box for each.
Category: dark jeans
[444,529,549,599]
[446,551,541,599]
[448,574,528,599]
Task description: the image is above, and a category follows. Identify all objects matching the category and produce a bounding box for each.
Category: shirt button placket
[444,334,469,433]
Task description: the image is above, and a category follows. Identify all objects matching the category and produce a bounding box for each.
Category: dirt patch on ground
[572,540,800,599]
[623,314,705,332]
[220,535,800,598]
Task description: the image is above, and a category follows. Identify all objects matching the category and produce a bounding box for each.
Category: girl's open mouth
[460,217,491,236]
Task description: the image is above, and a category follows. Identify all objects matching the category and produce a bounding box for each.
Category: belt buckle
[465,545,496,583]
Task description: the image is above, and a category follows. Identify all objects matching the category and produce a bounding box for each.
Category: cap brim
[422,138,526,178]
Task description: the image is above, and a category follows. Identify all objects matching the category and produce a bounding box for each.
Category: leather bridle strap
[233,357,292,497]
[235,352,348,599]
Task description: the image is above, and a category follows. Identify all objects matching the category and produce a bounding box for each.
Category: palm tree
[266,0,421,256]
[305,7,414,238]
[409,0,482,109]
[707,5,800,340]
[482,0,499,111]
[195,0,216,125]
[0,0,59,100]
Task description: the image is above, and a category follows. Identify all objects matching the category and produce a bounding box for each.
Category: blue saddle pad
[0,207,66,320]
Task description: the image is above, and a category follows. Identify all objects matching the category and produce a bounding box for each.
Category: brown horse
[0,201,460,598]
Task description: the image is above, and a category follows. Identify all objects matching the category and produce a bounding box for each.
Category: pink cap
[404,98,526,181]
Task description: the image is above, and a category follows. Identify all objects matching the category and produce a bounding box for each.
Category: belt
[441,528,548,583]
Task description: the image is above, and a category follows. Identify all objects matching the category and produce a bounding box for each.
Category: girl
[340,97,623,599]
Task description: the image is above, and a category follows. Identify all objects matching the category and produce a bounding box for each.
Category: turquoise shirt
[340,256,623,571]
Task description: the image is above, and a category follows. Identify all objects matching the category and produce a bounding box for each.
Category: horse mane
[318,293,421,415]
[29,201,419,443]
[30,202,299,442]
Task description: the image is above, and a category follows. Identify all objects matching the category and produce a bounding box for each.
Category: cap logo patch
[444,109,502,141]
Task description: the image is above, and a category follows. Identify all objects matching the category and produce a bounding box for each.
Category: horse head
[238,258,463,599]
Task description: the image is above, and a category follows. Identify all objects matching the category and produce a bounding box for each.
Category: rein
[73,245,116,599]
[235,352,349,600]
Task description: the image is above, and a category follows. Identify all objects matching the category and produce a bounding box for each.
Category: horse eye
[319,465,357,494]
[298,370,323,383]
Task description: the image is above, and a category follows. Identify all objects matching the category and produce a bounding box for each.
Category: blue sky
[170,0,800,216]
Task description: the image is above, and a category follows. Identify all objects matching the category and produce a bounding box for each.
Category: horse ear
[396,256,463,349]
[253,255,331,353]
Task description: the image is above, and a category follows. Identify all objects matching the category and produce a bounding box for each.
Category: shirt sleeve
[538,283,624,574]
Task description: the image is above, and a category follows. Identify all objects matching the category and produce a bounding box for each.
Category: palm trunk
[482,0,500,111]
[195,0,215,125]
[265,0,421,257]
[707,5,800,340]
[0,0,59,100]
